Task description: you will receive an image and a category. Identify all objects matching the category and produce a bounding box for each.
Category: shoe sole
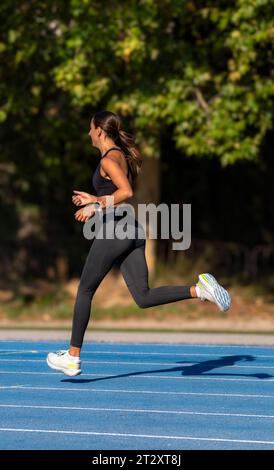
[46,356,82,376]
[199,273,231,311]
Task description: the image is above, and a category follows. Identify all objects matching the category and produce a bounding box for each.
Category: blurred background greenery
[0,0,273,330]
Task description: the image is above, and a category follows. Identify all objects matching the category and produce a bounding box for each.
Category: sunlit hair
[91,110,142,183]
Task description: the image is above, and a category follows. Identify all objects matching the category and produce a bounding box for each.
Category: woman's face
[88,119,99,146]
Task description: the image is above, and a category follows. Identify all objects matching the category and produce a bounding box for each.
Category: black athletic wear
[70,146,192,348]
[70,215,192,348]
[92,146,129,196]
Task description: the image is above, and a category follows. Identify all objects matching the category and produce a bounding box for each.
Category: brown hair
[91,111,142,183]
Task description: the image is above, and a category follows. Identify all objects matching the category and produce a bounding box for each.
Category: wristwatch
[92,201,102,211]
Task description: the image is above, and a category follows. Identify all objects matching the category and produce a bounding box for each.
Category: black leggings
[70,211,192,348]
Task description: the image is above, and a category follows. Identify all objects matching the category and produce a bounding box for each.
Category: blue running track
[0,340,273,450]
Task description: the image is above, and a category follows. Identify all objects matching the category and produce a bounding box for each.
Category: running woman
[47,110,231,376]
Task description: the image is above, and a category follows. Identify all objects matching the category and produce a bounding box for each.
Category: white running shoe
[46,350,82,376]
[196,273,231,312]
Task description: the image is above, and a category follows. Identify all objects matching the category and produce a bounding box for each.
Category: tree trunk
[134,155,160,274]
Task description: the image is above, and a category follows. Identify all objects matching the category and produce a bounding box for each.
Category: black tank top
[92,147,129,196]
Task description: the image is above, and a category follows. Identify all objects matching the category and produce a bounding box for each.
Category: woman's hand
[74,205,95,222]
[72,190,98,206]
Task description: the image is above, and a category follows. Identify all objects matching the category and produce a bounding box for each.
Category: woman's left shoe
[46,350,82,376]
[196,273,231,312]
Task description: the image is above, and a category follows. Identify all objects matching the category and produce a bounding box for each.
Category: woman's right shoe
[46,350,82,376]
[196,273,231,312]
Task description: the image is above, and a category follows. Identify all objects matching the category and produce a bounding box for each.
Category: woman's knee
[133,290,150,308]
[137,301,150,309]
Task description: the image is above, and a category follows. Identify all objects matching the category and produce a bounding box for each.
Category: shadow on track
[62,354,273,384]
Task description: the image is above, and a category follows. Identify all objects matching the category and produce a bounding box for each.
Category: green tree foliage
[0,0,273,280]
[1,0,273,168]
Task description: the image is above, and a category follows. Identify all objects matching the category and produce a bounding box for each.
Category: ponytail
[117,128,142,182]
[91,110,143,184]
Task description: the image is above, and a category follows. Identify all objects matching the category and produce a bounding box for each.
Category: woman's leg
[118,240,196,308]
[70,233,134,353]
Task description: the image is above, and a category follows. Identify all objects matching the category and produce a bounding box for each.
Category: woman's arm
[72,191,97,206]
[96,156,133,209]
[72,155,133,216]
[74,205,95,222]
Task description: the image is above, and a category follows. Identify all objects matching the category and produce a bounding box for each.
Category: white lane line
[0,427,273,445]
[0,359,189,366]
[82,351,274,358]
[1,359,274,370]
[0,350,38,355]
[9,385,274,399]
[0,386,25,390]
[1,349,274,358]
[1,403,274,419]
[0,371,273,382]
[0,342,273,349]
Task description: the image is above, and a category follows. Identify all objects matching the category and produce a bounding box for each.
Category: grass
[0,293,224,322]
[1,261,274,329]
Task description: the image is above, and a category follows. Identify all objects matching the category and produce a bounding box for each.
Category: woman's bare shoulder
[101,149,127,174]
